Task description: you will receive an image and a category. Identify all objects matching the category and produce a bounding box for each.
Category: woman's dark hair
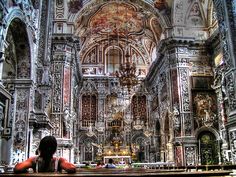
[38,136,57,169]
[108,158,113,164]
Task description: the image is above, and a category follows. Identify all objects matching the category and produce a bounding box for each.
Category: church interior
[0,0,236,173]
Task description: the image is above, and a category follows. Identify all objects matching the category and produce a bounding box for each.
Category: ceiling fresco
[89,2,144,36]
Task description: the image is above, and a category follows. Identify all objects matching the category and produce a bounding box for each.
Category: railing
[81,120,95,127]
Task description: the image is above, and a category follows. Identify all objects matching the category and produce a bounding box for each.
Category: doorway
[198,131,219,165]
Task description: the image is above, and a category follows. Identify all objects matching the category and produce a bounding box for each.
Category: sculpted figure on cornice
[170,105,180,131]
[63,109,76,131]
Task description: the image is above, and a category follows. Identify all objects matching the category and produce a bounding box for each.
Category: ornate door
[199,132,219,165]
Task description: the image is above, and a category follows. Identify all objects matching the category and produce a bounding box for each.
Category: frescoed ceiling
[75,2,163,42]
[89,3,144,36]
[74,1,165,76]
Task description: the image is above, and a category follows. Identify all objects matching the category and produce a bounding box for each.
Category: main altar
[103,156,131,164]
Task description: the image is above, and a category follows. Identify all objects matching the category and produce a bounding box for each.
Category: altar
[103,156,131,164]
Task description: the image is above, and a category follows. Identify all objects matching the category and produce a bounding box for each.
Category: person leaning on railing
[14,136,76,173]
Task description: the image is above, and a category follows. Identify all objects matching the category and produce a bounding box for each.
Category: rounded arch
[3,8,35,78]
[79,133,98,142]
[4,18,31,80]
[195,126,220,140]
[197,130,219,165]
[105,45,123,74]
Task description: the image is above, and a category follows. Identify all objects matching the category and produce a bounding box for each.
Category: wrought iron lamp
[116,51,141,92]
[115,6,140,92]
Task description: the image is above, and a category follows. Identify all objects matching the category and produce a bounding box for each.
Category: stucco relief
[185,146,196,165]
[179,68,190,112]
[174,0,184,24]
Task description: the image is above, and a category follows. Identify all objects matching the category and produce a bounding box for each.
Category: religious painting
[89,2,143,36]
[191,76,213,90]
[68,0,82,13]
[189,61,213,76]
[83,48,97,64]
[151,18,163,41]
[131,50,145,65]
[186,2,204,26]
[192,92,217,128]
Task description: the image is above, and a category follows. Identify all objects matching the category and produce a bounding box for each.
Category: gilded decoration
[193,93,217,127]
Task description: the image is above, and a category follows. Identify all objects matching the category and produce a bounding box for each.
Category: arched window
[81,94,97,127]
[106,48,121,75]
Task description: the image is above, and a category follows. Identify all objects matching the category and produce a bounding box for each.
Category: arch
[79,134,98,163]
[195,126,220,140]
[3,9,34,80]
[184,0,206,27]
[105,46,122,75]
[0,7,34,165]
[197,131,219,165]
[4,18,31,80]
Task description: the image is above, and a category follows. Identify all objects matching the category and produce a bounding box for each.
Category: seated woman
[14,136,76,173]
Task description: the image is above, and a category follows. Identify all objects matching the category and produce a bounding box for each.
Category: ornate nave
[0,0,236,168]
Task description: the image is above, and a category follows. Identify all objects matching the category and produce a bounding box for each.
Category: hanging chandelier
[115,5,140,93]
[116,51,140,92]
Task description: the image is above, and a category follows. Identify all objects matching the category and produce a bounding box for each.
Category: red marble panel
[63,67,71,107]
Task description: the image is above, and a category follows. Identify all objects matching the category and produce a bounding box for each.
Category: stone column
[170,45,195,166]
[51,36,74,161]
[12,82,32,163]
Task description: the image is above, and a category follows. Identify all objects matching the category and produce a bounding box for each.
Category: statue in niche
[18,60,29,78]
[172,105,180,130]
[41,65,52,85]
[189,3,201,17]
[63,109,76,130]
[91,142,103,156]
